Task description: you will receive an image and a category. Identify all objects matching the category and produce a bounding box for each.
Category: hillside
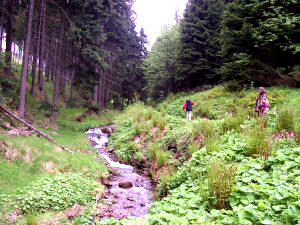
[100,86,300,224]
[0,65,299,225]
[0,66,117,224]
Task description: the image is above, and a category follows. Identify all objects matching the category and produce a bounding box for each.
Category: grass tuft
[246,118,272,159]
[147,143,170,169]
[208,160,237,209]
[277,107,295,132]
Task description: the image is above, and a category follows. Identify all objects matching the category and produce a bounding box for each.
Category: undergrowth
[104,86,299,225]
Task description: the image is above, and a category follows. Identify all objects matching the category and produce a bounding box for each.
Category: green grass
[0,129,107,195]
[166,86,291,120]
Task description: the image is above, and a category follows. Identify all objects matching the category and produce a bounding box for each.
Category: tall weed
[205,138,220,153]
[147,143,170,169]
[201,120,215,139]
[134,122,144,136]
[156,167,175,198]
[25,213,38,225]
[277,107,295,132]
[144,107,154,120]
[246,119,272,159]
[152,112,166,130]
[192,121,202,138]
[152,112,160,127]
[208,160,237,209]
[187,142,201,155]
[222,107,247,133]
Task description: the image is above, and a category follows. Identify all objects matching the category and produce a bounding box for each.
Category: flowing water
[85,126,152,220]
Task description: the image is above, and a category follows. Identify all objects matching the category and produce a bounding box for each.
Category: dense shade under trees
[0,0,147,120]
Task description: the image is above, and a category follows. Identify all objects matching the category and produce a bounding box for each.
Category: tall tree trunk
[18,0,34,118]
[50,13,64,123]
[30,7,42,95]
[4,0,14,75]
[69,55,75,100]
[93,66,99,104]
[30,38,37,95]
[60,40,67,99]
[50,32,56,82]
[0,0,4,53]
[11,42,16,62]
[0,29,3,53]
[93,84,98,104]
[61,72,66,99]
[45,33,52,82]
[98,74,105,108]
[38,0,46,92]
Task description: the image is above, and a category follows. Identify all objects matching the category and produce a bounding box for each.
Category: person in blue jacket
[182,98,194,120]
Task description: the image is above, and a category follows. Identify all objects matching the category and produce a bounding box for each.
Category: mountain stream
[85,126,152,220]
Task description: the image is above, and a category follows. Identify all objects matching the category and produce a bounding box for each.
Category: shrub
[277,107,295,132]
[208,160,237,209]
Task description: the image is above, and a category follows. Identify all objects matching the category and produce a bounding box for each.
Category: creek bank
[85,125,153,220]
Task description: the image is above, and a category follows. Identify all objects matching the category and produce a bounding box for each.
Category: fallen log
[0,104,74,154]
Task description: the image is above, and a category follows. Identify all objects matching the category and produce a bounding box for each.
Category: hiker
[183,98,194,120]
[255,87,269,115]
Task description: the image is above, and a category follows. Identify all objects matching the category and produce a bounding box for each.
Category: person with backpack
[255,87,269,115]
[183,98,194,120]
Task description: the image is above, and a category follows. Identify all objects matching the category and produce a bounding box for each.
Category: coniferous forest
[0,0,299,224]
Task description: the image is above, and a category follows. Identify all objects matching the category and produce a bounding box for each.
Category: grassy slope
[0,64,117,224]
[102,86,300,225]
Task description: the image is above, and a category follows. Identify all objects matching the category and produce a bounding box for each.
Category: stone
[127,197,134,201]
[118,181,133,189]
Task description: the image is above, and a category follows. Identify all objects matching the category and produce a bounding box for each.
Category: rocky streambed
[85,126,153,220]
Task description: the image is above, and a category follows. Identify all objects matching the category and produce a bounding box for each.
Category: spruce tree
[220,0,300,85]
[178,0,225,88]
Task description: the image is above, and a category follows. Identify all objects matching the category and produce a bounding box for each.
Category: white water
[85,126,153,219]
[85,128,133,170]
